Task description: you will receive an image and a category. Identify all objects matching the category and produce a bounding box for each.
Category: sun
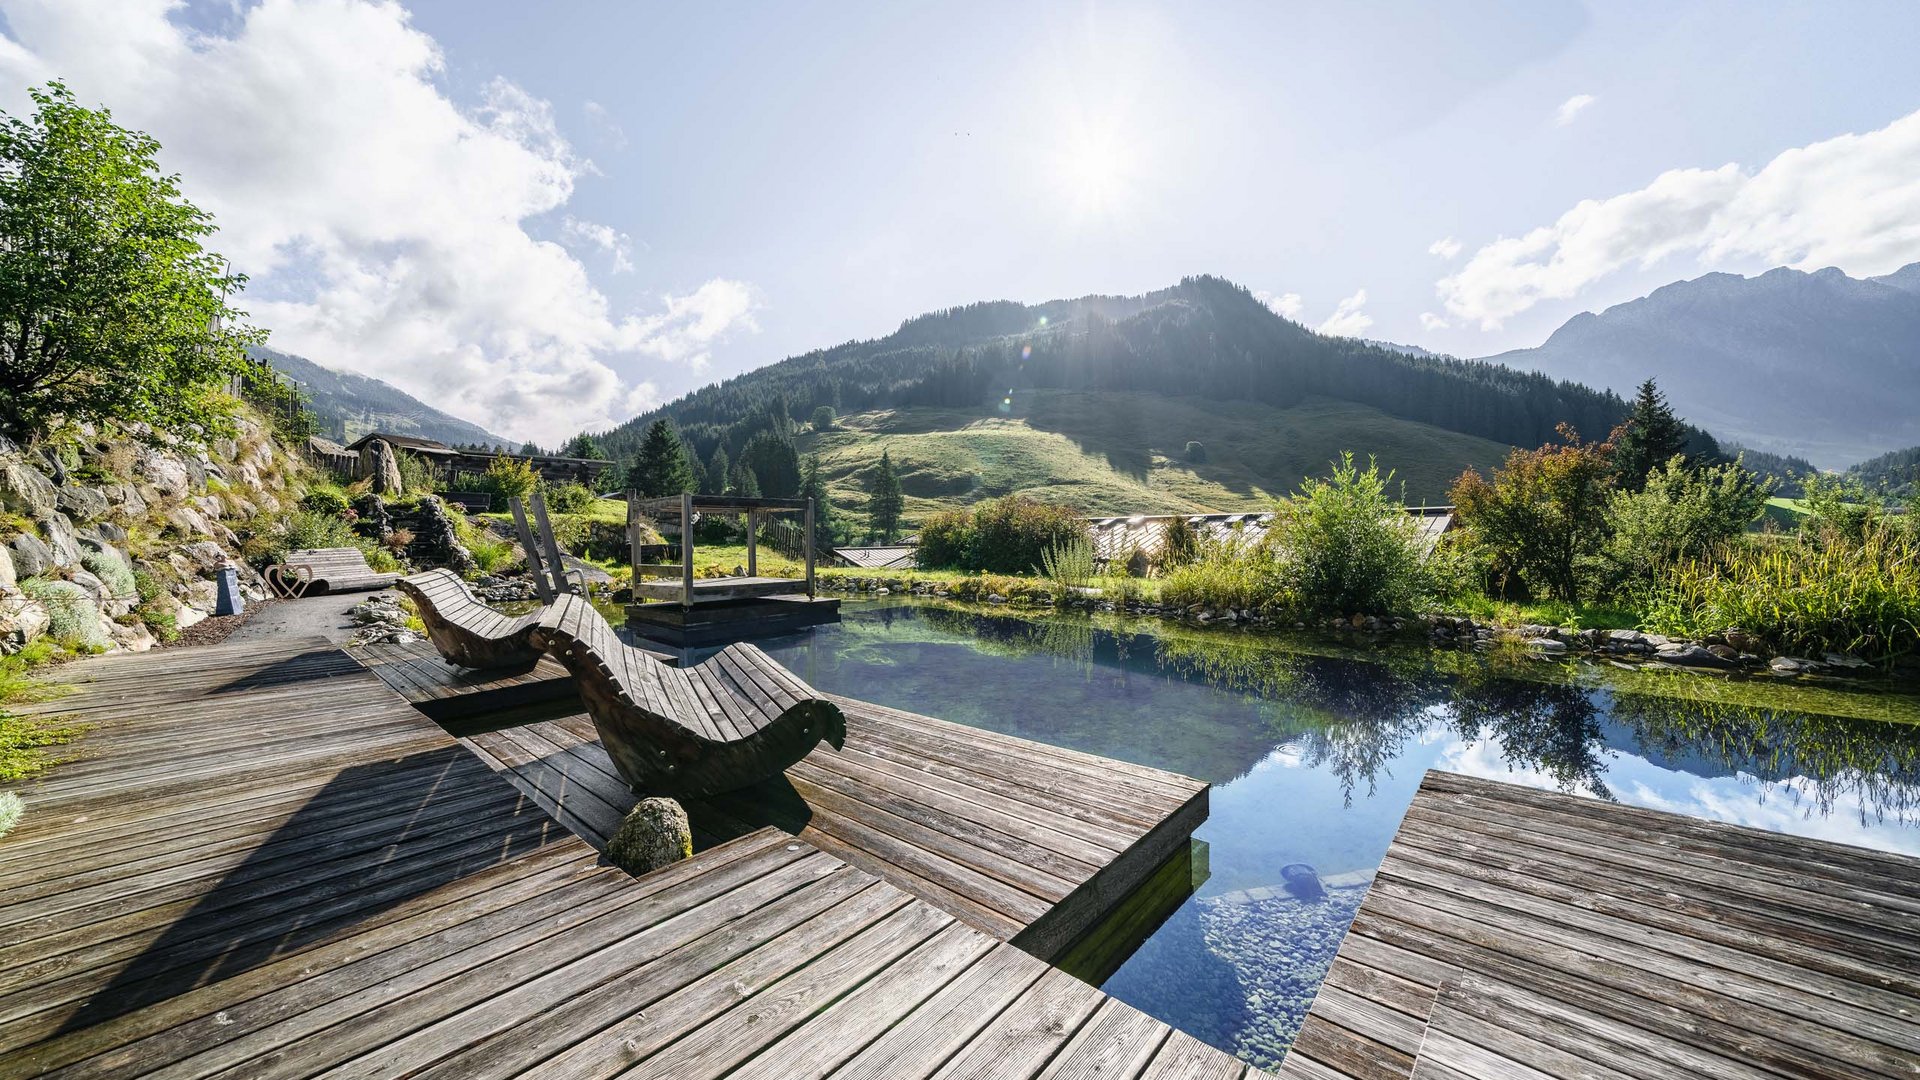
[1054,120,1133,218]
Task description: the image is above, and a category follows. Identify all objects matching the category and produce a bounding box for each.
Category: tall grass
[1159,532,1281,611]
[1039,536,1096,593]
[1642,526,1920,662]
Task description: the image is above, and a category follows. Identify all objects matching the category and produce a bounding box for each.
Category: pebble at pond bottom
[1109,873,1371,1070]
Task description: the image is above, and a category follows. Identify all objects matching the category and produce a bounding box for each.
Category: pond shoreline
[817,573,1920,694]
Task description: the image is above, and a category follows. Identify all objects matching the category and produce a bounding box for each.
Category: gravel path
[217,591,394,647]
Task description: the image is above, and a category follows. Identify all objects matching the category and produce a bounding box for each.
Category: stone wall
[0,413,306,655]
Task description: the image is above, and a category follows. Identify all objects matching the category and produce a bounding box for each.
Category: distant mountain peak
[250,346,511,449]
[1484,263,1920,468]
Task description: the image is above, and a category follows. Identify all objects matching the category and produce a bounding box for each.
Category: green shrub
[469,537,515,575]
[1185,440,1208,464]
[1159,534,1282,611]
[80,548,137,599]
[299,487,351,517]
[21,578,107,651]
[474,455,539,511]
[1161,516,1201,568]
[282,508,359,553]
[396,450,439,494]
[1449,425,1615,602]
[921,496,1087,574]
[1642,525,1920,662]
[1599,456,1769,597]
[1269,453,1430,616]
[544,481,596,515]
[811,405,837,432]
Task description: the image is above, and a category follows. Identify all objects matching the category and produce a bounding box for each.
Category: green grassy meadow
[794,391,1511,529]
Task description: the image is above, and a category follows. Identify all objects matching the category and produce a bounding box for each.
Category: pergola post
[804,498,816,598]
[681,490,695,609]
[747,510,758,577]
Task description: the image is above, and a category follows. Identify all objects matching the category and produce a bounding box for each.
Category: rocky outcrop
[0,414,304,655]
[409,496,475,575]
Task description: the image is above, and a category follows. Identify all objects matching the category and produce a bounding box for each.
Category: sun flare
[1054,121,1132,218]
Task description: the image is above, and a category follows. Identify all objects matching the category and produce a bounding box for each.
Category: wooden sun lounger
[394,568,544,669]
[530,594,845,797]
[266,547,399,597]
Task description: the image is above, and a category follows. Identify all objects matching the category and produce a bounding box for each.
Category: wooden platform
[461,693,1211,962]
[1278,770,1920,1080]
[353,637,671,721]
[625,593,842,646]
[0,636,1259,1078]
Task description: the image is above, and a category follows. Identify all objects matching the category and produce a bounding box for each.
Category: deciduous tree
[0,83,262,443]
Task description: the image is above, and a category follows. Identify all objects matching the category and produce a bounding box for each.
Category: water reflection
[751,602,1920,1067]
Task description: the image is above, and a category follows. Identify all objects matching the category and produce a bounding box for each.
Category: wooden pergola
[627,492,816,608]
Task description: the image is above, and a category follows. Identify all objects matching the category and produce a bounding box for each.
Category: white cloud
[1428,236,1462,260]
[561,216,635,274]
[1436,108,1920,329]
[1316,288,1373,337]
[1255,289,1304,319]
[1554,93,1596,127]
[1418,311,1450,331]
[0,0,755,443]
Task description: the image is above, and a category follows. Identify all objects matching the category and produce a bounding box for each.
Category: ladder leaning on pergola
[627,492,816,608]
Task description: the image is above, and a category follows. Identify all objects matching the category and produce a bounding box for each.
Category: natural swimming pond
[734,600,1920,1069]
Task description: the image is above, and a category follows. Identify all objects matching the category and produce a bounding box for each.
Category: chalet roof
[1086,506,1454,562]
[833,545,918,570]
[342,432,458,455]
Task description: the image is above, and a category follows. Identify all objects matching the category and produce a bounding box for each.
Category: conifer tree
[869,449,905,543]
[729,460,761,498]
[1611,379,1688,491]
[704,445,731,495]
[801,454,838,549]
[628,419,696,497]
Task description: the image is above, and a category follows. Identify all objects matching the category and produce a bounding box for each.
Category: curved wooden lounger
[394,568,544,669]
[530,594,845,798]
[268,547,399,597]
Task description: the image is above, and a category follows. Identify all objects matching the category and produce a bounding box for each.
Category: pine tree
[1612,379,1688,490]
[559,433,604,459]
[703,445,731,495]
[741,430,801,498]
[800,454,837,550]
[730,461,761,498]
[869,449,904,543]
[628,419,696,498]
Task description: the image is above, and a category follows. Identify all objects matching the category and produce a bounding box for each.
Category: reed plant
[1642,525,1920,662]
[1039,535,1096,596]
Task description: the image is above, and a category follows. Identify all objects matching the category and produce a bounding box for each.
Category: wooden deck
[460,693,1211,962]
[1,636,1258,1078]
[353,637,670,721]
[1278,770,1920,1080]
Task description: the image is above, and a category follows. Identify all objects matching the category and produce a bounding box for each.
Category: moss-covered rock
[605,797,692,875]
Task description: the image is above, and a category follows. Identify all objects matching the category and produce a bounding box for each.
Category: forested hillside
[1851,445,1920,496]
[588,277,1705,517]
[252,346,511,449]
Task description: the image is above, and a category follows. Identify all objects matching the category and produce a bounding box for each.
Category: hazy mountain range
[1481,263,1920,469]
[251,346,512,449]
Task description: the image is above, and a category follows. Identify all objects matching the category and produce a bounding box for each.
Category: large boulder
[41,512,83,567]
[55,484,111,523]
[368,439,404,495]
[0,457,58,518]
[138,450,192,499]
[0,598,48,653]
[413,496,476,574]
[7,533,56,578]
[605,798,692,875]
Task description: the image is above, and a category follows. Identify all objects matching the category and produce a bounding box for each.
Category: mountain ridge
[1482,262,1920,468]
[251,346,512,449]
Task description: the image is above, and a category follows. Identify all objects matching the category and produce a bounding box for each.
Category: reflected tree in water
[1447,673,1615,799]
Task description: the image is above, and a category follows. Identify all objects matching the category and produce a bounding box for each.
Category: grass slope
[798,390,1511,526]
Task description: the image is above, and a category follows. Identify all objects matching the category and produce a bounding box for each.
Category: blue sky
[5,1,1920,441]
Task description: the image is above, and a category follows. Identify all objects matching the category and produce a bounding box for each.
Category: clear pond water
[730,601,1920,1069]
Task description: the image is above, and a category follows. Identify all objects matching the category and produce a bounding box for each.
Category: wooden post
[681,491,695,609]
[626,489,640,572]
[746,510,758,577]
[530,489,572,597]
[508,497,553,603]
[804,498,816,598]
